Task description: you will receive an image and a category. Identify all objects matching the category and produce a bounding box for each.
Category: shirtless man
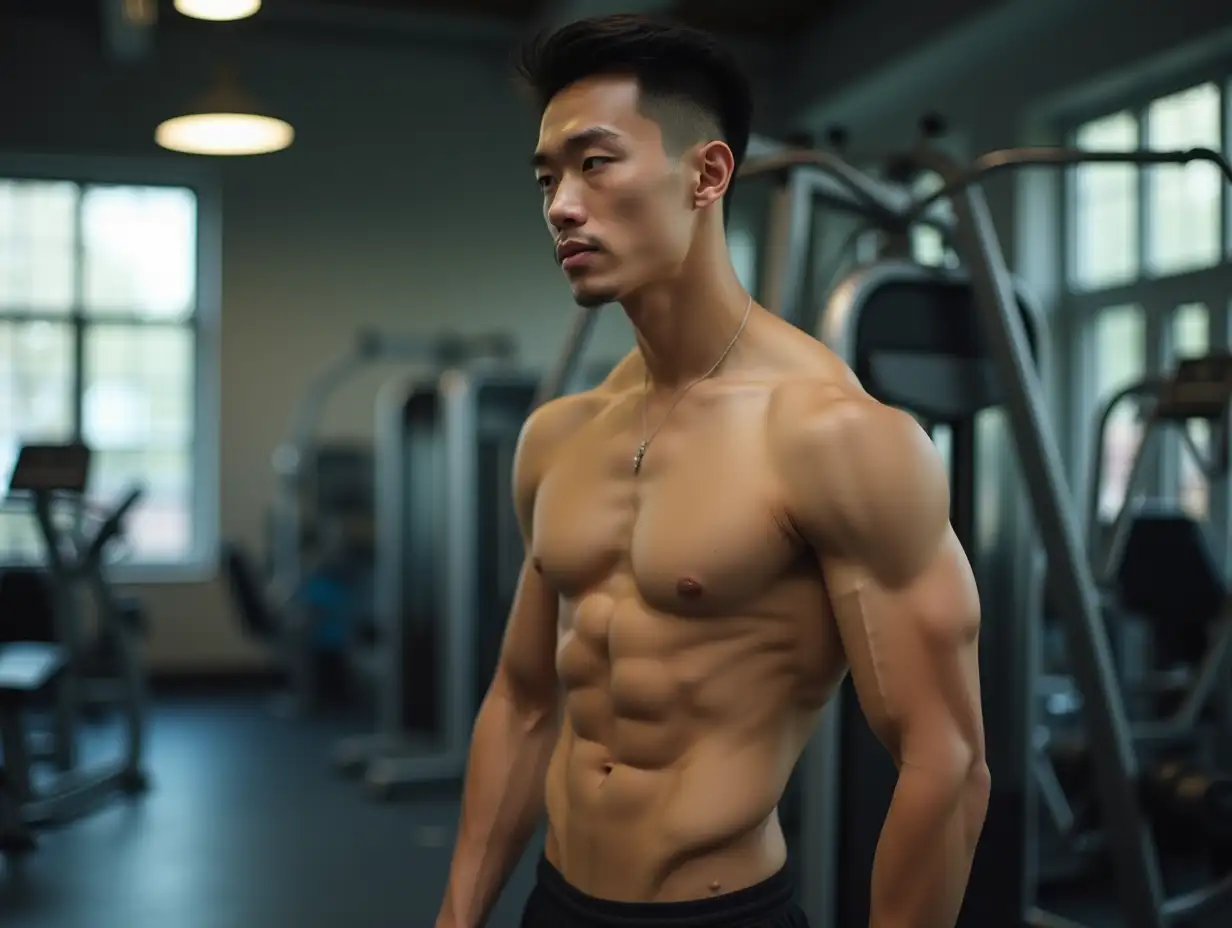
[435,14,990,928]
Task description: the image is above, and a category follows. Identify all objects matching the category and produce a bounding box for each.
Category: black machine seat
[221,542,280,643]
[0,642,68,701]
[0,642,67,858]
[1114,508,1226,664]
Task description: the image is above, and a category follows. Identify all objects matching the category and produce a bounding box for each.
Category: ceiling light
[155,68,293,156]
[174,0,262,22]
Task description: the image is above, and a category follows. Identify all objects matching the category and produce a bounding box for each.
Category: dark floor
[0,696,540,928]
[2,696,1227,928]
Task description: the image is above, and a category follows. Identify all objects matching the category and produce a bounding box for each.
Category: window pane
[1146,84,1222,275]
[0,320,75,561]
[82,185,197,320]
[83,324,194,562]
[0,320,76,441]
[1169,303,1211,518]
[1094,305,1146,520]
[0,179,78,313]
[1073,112,1139,290]
[89,447,192,563]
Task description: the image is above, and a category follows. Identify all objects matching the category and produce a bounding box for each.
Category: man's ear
[692,140,735,210]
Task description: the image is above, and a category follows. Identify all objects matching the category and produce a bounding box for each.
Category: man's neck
[622,263,750,390]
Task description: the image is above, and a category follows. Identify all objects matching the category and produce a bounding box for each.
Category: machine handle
[86,484,145,559]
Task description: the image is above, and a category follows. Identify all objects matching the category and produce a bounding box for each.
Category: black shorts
[520,856,810,928]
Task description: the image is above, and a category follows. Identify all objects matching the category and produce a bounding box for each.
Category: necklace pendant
[632,441,647,475]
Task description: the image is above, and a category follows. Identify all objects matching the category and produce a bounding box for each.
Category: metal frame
[1090,362,1232,759]
[267,330,514,715]
[358,369,486,794]
[331,372,441,776]
[1,443,149,830]
[932,146,1168,928]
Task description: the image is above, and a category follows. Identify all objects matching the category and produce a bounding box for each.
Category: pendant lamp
[156,67,294,156]
[174,0,262,21]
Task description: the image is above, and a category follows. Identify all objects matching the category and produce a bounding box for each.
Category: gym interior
[2,0,1232,926]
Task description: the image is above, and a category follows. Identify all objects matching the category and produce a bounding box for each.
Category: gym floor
[0,693,541,928]
[1,693,1223,928]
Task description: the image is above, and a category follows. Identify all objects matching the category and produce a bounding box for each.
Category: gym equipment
[1143,759,1232,845]
[0,443,150,854]
[333,370,537,797]
[1090,358,1232,740]
[262,329,516,714]
[739,129,1232,927]
[0,643,68,858]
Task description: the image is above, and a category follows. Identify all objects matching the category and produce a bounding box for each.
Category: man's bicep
[825,531,984,773]
[495,557,560,711]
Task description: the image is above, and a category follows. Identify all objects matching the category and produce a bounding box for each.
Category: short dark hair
[514,14,753,174]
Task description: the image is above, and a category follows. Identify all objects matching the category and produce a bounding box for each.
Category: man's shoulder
[766,373,934,495]
[518,381,623,470]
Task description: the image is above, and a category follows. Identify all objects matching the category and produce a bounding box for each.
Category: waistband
[534,855,796,927]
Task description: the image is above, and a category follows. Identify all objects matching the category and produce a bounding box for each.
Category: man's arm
[774,388,990,928]
[436,398,580,928]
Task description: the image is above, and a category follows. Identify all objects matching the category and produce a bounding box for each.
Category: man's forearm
[869,760,991,928]
[437,686,558,928]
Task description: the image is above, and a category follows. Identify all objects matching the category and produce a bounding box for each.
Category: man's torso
[530,319,857,902]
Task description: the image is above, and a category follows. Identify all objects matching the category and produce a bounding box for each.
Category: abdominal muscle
[542,594,823,902]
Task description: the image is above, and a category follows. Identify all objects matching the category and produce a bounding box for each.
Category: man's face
[533,75,696,308]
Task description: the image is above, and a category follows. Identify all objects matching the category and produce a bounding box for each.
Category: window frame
[1058,73,1232,561]
[0,151,222,583]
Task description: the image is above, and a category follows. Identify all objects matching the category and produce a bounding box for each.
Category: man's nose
[546,178,586,232]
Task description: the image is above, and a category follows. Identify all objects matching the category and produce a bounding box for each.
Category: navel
[676,577,705,598]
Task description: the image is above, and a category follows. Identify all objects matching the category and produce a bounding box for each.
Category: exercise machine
[333,369,537,797]
[1032,357,1232,893]
[0,443,150,857]
[249,329,515,715]
[1091,357,1232,743]
[739,127,1232,927]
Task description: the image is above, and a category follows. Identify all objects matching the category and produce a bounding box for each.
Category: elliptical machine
[0,443,151,860]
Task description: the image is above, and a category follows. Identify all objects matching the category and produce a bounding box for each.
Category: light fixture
[174,0,261,21]
[156,67,294,156]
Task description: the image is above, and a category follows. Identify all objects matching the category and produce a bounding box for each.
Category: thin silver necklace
[633,294,753,475]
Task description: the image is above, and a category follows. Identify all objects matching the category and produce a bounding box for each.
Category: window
[0,163,217,576]
[1072,112,1139,290]
[1169,302,1211,518]
[1064,77,1232,538]
[1146,85,1222,275]
[1092,305,1146,520]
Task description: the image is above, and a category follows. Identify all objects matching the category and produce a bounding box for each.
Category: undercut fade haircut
[514,14,754,178]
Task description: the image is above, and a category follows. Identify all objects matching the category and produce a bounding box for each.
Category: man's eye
[536,175,553,190]
[582,156,610,171]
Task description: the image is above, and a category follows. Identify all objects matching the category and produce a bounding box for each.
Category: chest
[530,402,798,615]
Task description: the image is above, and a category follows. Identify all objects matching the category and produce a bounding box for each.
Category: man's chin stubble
[574,289,616,309]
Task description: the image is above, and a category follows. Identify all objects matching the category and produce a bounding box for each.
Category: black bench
[0,641,68,857]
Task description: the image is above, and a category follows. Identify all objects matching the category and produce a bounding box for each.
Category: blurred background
[0,0,1230,926]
